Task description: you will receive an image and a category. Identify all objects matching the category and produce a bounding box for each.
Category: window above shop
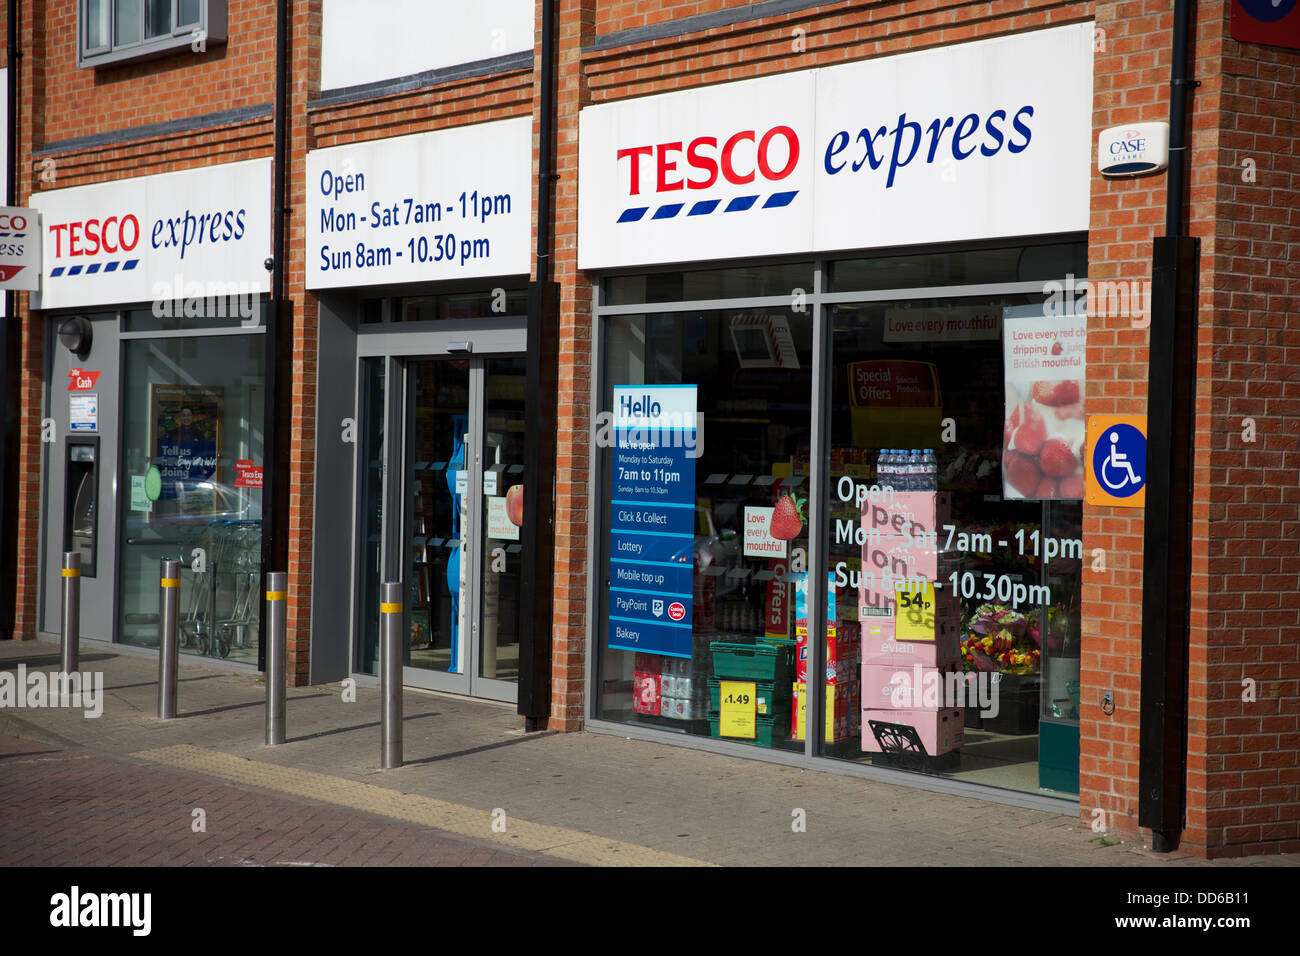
[604,262,815,307]
[361,288,529,324]
[79,0,227,68]
[830,241,1087,294]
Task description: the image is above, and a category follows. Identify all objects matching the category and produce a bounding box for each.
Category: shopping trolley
[179,519,262,658]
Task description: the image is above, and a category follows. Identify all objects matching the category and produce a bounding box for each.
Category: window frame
[78,0,227,69]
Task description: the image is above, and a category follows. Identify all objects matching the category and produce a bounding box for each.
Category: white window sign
[305,117,532,289]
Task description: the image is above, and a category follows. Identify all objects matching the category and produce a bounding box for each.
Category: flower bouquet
[959,602,1042,675]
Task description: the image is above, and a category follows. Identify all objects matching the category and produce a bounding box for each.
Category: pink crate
[861,707,964,755]
[862,662,958,710]
[860,619,960,669]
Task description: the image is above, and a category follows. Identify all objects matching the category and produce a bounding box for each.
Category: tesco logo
[617,125,800,195]
[0,213,29,233]
[614,126,801,223]
[50,215,141,257]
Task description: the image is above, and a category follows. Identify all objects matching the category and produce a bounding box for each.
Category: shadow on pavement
[401,730,557,766]
[287,710,442,744]
[182,693,333,718]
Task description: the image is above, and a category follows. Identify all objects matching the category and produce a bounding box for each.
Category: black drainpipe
[1,0,21,640]
[258,0,290,671]
[518,0,558,729]
[1138,0,1200,853]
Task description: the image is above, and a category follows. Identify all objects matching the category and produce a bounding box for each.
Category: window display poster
[149,384,223,499]
[608,385,697,658]
[487,495,520,541]
[1002,305,1086,500]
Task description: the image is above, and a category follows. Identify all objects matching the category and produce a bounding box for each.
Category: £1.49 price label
[719,680,757,739]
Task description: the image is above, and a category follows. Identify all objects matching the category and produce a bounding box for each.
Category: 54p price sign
[894,580,936,641]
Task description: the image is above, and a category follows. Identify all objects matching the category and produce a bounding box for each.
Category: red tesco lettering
[50,214,140,258]
[618,126,800,195]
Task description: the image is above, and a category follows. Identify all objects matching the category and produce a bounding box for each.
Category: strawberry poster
[608,385,698,658]
[1002,304,1087,500]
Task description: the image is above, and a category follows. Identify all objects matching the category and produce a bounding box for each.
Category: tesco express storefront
[31,160,272,666]
[577,23,1096,807]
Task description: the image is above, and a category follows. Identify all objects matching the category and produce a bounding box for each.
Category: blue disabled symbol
[1093,423,1146,498]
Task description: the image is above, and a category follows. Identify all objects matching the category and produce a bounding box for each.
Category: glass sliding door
[356,347,527,703]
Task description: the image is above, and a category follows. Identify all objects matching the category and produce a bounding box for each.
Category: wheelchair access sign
[1086,415,1147,508]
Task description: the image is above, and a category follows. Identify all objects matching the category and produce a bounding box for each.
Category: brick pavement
[0,735,560,867]
[3,638,1299,867]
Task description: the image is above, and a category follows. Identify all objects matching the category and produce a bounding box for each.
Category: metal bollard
[380,582,403,769]
[265,572,287,746]
[157,559,181,719]
[60,552,81,680]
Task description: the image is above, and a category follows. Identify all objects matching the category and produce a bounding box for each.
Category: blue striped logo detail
[49,258,139,278]
[0,232,28,238]
[617,191,798,223]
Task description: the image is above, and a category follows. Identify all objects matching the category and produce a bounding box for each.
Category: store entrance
[357,350,527,703]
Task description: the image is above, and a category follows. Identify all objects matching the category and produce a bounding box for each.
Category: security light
[58,315,93,361]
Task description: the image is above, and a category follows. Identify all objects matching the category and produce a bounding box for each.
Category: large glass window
[118,324,266,665]
[594,239,1086,800]
[596,307,814,753]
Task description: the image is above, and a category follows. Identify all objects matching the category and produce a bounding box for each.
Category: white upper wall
[320,0,534,92]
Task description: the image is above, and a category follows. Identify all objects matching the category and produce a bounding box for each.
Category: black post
[1138,0,1199,853]
[258,0,292,672]
[518,0,559,728]
[1,0,21,640]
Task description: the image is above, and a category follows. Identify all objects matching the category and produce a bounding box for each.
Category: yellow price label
[719,680,757,739]
[894,580,936,641]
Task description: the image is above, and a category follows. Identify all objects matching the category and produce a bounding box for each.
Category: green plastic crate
[707,677,791,717]
[708,711,790,748]
[710,638,794,683]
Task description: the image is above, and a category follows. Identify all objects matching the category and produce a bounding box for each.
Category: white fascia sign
[29,158,272,311]
[1097,122,1170,177]
[0,206,41,291]
[305,117,532,290]
[578,22,1095,269]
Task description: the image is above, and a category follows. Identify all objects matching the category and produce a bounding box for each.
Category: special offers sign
[578,23,1094,269]
[305,117,532,289]
[30,159,272,311]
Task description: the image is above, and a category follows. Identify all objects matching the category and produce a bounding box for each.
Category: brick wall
[1198,4,1300,857]
[1081,0,1299,859]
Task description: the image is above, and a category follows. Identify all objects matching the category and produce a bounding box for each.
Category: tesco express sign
[579,22,1094,269]
[31,158,270,311]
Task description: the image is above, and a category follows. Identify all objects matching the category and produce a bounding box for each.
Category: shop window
[595,308,814,753]
[80,0,226,68]
[823,292,1083,796]
[361,288,529,324]
[594,241,1087,799]
[830,241,1086,294]
[117,330,265,664]
[604,262,814,306]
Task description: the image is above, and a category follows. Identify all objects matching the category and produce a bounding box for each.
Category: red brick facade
[5,0,1296,857]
